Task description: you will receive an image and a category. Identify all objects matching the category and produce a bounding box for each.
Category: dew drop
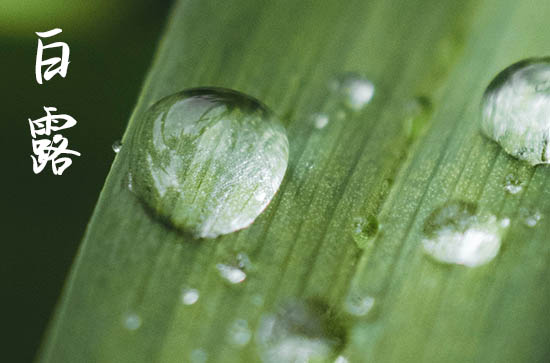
[351,215,379,249]
[422,201,509,267]
[344,292,375,317]
[129,88,289,238]
[312,113,330,129]
[181,288,199,305]
[112,139,122,153]
[520,207,542,227]
[481,58,550,165]
[330,73,375,111]
[216,263,246,284]
[227,319,252,347]
[504,173,524,194]
[123,312,142,331]
[256,299,346,363]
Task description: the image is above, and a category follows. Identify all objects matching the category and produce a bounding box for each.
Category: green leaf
[38,0,550,362]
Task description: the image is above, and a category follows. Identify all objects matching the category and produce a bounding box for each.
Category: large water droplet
[330,73,375,111]
[256,299,346,363]
[129,88,289,238]
[422,201,509,267]
[481,58,550,165]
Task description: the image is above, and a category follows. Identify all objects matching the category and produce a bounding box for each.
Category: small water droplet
[500,217,511,228]
[112,139,122,153]
[227,319,251,347]
[312,113,330,129]
[216,263,246,284]
[351,215,379,248]
[181,288,199,305]
[422,201,509,267]
[520,207,542,227]
[236,252,252,270]
[481,58,550,165]
[123,312,142,330]
[256,299,346,363]
[129,88,289,238]
[330,73,375,111]
[127,172,134,191]
[504,173,524,194]
[344,293,375,317]
[190,349,208,363]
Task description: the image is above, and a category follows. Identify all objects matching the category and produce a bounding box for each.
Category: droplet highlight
[181,288,199,305]
[330,73,375,111]
[422,201,509,267]
[256,299,346,363]
[129,88,289,238]
[312,113,330,129]
[216,263,246,284]
[481,58,550,165]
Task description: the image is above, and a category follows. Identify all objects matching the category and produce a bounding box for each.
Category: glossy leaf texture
[39,0,550,362]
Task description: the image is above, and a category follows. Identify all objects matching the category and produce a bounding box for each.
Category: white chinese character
[28,106,76,138]
[29,107,80,175]
[35,28,70,84]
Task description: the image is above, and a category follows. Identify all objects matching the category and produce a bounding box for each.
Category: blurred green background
[1,1,171,361]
